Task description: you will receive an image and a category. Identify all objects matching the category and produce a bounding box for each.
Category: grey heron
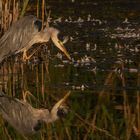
[0,15,71,63]
[0,91,70,136]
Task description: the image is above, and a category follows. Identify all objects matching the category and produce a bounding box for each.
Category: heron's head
[49,27,71,60]
[43,92,70,123]
[57,105,69,118]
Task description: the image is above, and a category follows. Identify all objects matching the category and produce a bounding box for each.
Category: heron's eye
[34,20,43,31]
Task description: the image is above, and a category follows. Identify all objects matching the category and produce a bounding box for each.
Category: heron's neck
[35,109,59,123]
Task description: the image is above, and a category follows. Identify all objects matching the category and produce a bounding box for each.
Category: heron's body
[0,91,70,136]
[0,16,39,62]
[0,15,71,63]
[0,93,42,135]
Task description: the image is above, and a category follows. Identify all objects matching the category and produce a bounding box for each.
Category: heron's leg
[23,90,37,102]
[23,91,28,102]
[22,48,39,62]
[22,49,28,62]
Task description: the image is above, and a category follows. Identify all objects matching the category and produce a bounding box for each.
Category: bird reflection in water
[0,91,70,136]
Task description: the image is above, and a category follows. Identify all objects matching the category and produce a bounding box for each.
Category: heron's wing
[11,15,42,52]
[0,92,38,135]
[0,15,42,62]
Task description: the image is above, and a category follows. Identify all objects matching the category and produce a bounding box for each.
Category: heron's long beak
[51,37,71,60]
[51,91,71,112]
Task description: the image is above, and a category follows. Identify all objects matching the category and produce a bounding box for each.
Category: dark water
[0,0,140,139]
[44,0,140,92]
